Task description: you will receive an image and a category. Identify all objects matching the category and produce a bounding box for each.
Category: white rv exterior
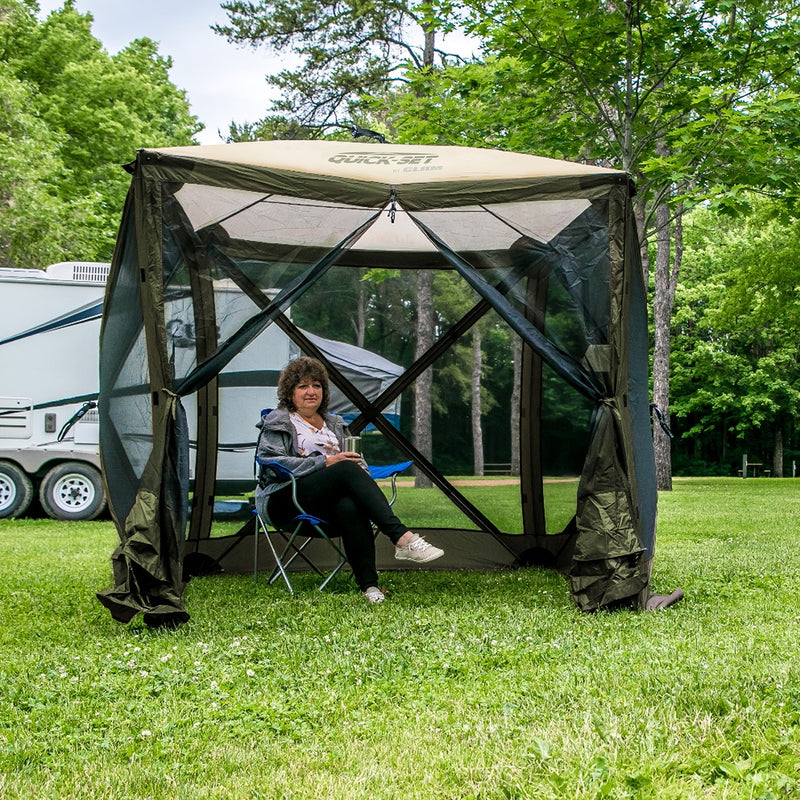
[0,264,289,520]
[0,264,403,520]
[0,263,110,520]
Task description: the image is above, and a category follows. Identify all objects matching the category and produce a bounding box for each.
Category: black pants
[267,461,407,591]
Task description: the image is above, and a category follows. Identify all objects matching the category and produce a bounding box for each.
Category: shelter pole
[162,194,222,547]
[519,272,549,537]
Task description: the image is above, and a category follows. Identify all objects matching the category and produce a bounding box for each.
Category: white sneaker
[394,534,444,564]
[363,586,385,604]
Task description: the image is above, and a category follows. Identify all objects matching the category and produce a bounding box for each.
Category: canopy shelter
[97,140,663,627]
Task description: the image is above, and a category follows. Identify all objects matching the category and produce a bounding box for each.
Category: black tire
[39,462,107,521]
[0,461,34,519]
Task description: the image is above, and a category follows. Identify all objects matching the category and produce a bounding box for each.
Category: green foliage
[290,265,418,367]
[430,272,479,414]
[216,0,465,131]
[0,0,199,266]
[0,62,69,268]
[377,56,537,149]
[670,198,800,470]
[387,1,800,222]
[2,479,800,798]
[226,114,319,142]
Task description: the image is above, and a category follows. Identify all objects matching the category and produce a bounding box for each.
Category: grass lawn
[1,477,799,799]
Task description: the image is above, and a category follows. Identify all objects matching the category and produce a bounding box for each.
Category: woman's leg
[293,461,408,543]
[329,496,379,590]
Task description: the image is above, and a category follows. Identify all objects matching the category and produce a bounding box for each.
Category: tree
[215,0,465,130]
[394,0,800,488]
[0,0,79,267]
[0,61,71,268]
[430,271,501,476]
[471,326,484,476]
[0,0,199,265]
[671,198,800,476]
[510,335,522,475]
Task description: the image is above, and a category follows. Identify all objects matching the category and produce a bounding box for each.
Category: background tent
[96,140,674,627]
[296,330,403,430]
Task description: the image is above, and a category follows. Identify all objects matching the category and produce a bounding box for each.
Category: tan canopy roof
[149,140,623,186]
[140,140,632,213]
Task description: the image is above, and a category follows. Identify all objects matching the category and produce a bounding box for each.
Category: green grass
[210,478,580,539]
[1,478,799,799]
[389,479,579,533]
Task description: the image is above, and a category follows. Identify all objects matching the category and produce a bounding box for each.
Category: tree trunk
[773,425,784,478]
[423,27,435,68]
[413,270,434,488]
[472,327,484,476]
[409,28,437,489]
[653,201,673,491]
[355,278,366,348]
[634,195,650,287]
[510,336,522,475]
[721,420,727,465]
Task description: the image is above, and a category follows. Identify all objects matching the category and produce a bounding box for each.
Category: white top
[289,412,340,457]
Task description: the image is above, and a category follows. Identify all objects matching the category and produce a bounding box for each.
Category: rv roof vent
[0,267,48,280]
[46,261,111,283]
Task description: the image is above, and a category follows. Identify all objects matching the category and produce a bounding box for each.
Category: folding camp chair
[253,459,350,593]
[253,458,413,593]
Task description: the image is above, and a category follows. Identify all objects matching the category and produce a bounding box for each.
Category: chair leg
[255,513,354,594]
[314,531,350,591]
[267,530,326,584]
[271,526,352,592]
[255,513,294,594]
[253,512,259,583]
[317,552,349,590]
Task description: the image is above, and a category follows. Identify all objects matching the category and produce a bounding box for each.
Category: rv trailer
[0,264,403,520]
[0,263,110,520]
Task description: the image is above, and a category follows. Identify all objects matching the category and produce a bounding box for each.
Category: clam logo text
[329,151,440,166]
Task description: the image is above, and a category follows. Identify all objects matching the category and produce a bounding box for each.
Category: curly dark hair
[276,356,330,414]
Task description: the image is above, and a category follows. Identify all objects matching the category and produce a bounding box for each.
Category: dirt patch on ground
[449,478,519,486]
[388,477,579,486]
[450,478,579,486]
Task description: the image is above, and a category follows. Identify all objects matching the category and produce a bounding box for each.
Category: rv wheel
[0,461,34,519]
[39,463,107,521]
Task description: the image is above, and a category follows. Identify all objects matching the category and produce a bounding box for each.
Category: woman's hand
[325,451,363,467]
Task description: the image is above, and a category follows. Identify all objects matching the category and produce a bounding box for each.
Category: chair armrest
[257,459,295,481]
[368,460,412,508]
[367,460,413,480]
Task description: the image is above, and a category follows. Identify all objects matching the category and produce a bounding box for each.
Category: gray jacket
[254,407,353,511]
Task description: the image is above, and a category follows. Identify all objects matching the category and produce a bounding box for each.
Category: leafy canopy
[0,0,200,267]
[216,0,467,136]
[671,197,800,441]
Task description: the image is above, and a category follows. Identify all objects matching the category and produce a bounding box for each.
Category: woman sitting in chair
[255,356,444,604]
